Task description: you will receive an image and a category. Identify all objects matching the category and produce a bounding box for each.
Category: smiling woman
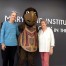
[38,19,55,66]
[1,11,19,66]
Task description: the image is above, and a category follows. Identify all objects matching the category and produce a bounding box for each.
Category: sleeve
[1,22,6,43]
[50,28,55,47]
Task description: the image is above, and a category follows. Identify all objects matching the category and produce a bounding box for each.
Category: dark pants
[17,47,36,66]
[1,46,17,66]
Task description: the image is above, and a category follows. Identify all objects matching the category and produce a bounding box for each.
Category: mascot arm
[18,22,25,33]
[36,26,39,49]
[17,33,22,56]
[36,26,38,33]
[18,33,22,46]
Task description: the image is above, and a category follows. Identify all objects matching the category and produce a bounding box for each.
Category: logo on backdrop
[5,15,66,33]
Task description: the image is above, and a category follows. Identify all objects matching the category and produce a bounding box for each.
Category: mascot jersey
[19,25,38,52]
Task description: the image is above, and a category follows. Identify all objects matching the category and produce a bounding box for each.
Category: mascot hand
[17,46,22,56]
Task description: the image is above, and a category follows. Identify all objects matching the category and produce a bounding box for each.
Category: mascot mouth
[25,20,35,27]
[27,20,30,22]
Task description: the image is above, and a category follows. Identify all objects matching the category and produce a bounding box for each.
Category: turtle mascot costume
[18,7,38,66]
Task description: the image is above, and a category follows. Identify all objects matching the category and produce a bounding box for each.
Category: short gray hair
[40,19,47,24]
[10,11,18,15]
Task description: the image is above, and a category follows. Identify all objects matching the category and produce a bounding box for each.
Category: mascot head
[18,7,38,32]
[23,7,38,27]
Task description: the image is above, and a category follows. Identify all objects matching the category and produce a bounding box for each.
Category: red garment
[40,52,50,66]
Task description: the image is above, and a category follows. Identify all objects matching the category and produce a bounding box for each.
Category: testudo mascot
[17,7,38,66]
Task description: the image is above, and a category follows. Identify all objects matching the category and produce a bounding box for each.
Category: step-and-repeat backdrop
[0,0,66,66]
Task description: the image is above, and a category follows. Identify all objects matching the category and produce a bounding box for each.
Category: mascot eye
[34,12,36,15]
[26,11,30,14]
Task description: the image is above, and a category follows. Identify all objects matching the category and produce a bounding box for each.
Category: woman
[38,19,55,66]
[1,11,19,66]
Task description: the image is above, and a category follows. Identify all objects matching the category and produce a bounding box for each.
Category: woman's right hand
[1,43,6,51]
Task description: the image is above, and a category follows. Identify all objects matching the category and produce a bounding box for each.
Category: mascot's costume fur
[18,7,38,66]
